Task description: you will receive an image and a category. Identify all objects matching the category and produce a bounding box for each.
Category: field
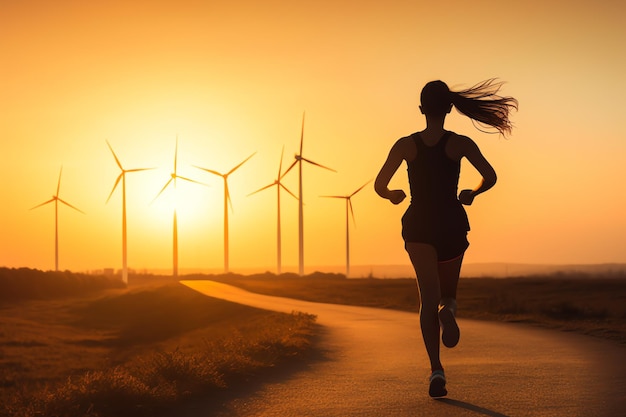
[0,268,317,417]
[1,268,625,417]
[200,271,626,345]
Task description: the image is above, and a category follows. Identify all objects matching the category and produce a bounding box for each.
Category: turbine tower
[153,137,204,278]
[248,146,297,275]
[195,152,256,273]
[105,140,153,284]
[284,113,336,276]
[321,180,371,278]
[30,167,84,271]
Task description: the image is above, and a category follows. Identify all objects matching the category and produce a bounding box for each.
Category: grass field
[199,271,626,345]
[0,269,317,417]
[2,268,624,416]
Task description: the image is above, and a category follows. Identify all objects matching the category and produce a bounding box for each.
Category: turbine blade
[349,199,356,227]
[280,183,298,200]
[106,174,123,204]
[349,198,355,220]
[177,175,207,186]
[126,167,154,173]
[299,112,305,155]
[282,160,298,177]
[226,184,233,212]
[56,166,63,197]
[57,198,85,214]
[350,179,373,197]
[300,157,336,172]
[153,178,173,203]
[278,146,285,178]
[174,136,179,175]
[248,182,276,196]
[106,140,123,170]
[227,152,256,176]
[30,198,55,210]
[194,166,223,177]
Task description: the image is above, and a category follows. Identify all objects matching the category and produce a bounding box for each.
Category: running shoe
[429,370,447,398]
[439,303,460,348]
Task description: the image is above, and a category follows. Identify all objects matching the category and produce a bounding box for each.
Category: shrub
[0,267,124,304]
[18,311,316,417]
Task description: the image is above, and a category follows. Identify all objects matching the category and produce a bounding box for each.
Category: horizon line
[5,262,626,278]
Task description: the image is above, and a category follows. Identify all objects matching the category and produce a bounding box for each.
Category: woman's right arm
[374,139,408,205]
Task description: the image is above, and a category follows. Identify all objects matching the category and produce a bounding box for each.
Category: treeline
[199,271,347,280]
[0,267,125,304]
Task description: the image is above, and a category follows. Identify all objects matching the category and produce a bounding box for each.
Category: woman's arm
[458,138,497,206]
[374,139,408,205]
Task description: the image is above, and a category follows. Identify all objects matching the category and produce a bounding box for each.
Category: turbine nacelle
[106,140,154,205]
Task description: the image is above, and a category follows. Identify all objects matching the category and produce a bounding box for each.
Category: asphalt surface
[180,280,626,417]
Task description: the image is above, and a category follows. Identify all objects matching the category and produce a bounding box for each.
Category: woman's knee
[419,301,439,315]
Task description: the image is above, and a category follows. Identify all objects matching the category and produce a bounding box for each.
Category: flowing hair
[421,79,519,136]
[451,79,518,136]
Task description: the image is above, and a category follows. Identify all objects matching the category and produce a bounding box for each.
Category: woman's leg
[437,254,463,348]
[405,242,442,372]
[438,253,463,306]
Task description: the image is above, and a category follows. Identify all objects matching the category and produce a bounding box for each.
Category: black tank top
[406,131,470,232]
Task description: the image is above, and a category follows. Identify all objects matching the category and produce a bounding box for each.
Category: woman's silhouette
[375,79,517,398]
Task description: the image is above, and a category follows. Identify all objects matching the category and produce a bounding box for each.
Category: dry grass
[201,271,626,345]
[2,268,624,416]
[0,270,317,417]
[0,267,125,305]
[457,275,626,342]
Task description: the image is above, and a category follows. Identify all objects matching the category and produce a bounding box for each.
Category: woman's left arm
[458,138,497,206]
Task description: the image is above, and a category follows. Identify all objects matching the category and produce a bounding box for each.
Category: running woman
[374,79,518,397]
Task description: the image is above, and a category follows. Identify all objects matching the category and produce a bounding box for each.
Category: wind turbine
[248,146,298,275]
[105,140,153,284]
[321,180,371,278]
[153,137,205,278]
[30,166,84,271]
[195,152,256,273]
[284,112,336,276]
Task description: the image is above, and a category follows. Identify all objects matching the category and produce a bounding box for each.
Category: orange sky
[2,0,625,275]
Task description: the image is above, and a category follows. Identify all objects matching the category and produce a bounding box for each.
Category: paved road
[181,280,626,417]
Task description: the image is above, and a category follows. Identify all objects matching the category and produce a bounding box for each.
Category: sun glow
[3,0,626,274]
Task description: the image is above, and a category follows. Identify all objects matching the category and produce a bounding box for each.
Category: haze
[2,0,625,274]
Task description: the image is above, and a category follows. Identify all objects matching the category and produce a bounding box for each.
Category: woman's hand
[458,189,475,206]
[457,136,497,206]
[387,189,407,205]
[375,137,411,205]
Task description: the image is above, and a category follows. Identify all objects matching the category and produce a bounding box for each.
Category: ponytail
[449,79,518,136]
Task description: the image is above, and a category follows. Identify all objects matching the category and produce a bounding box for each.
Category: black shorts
[401,204,470,262]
